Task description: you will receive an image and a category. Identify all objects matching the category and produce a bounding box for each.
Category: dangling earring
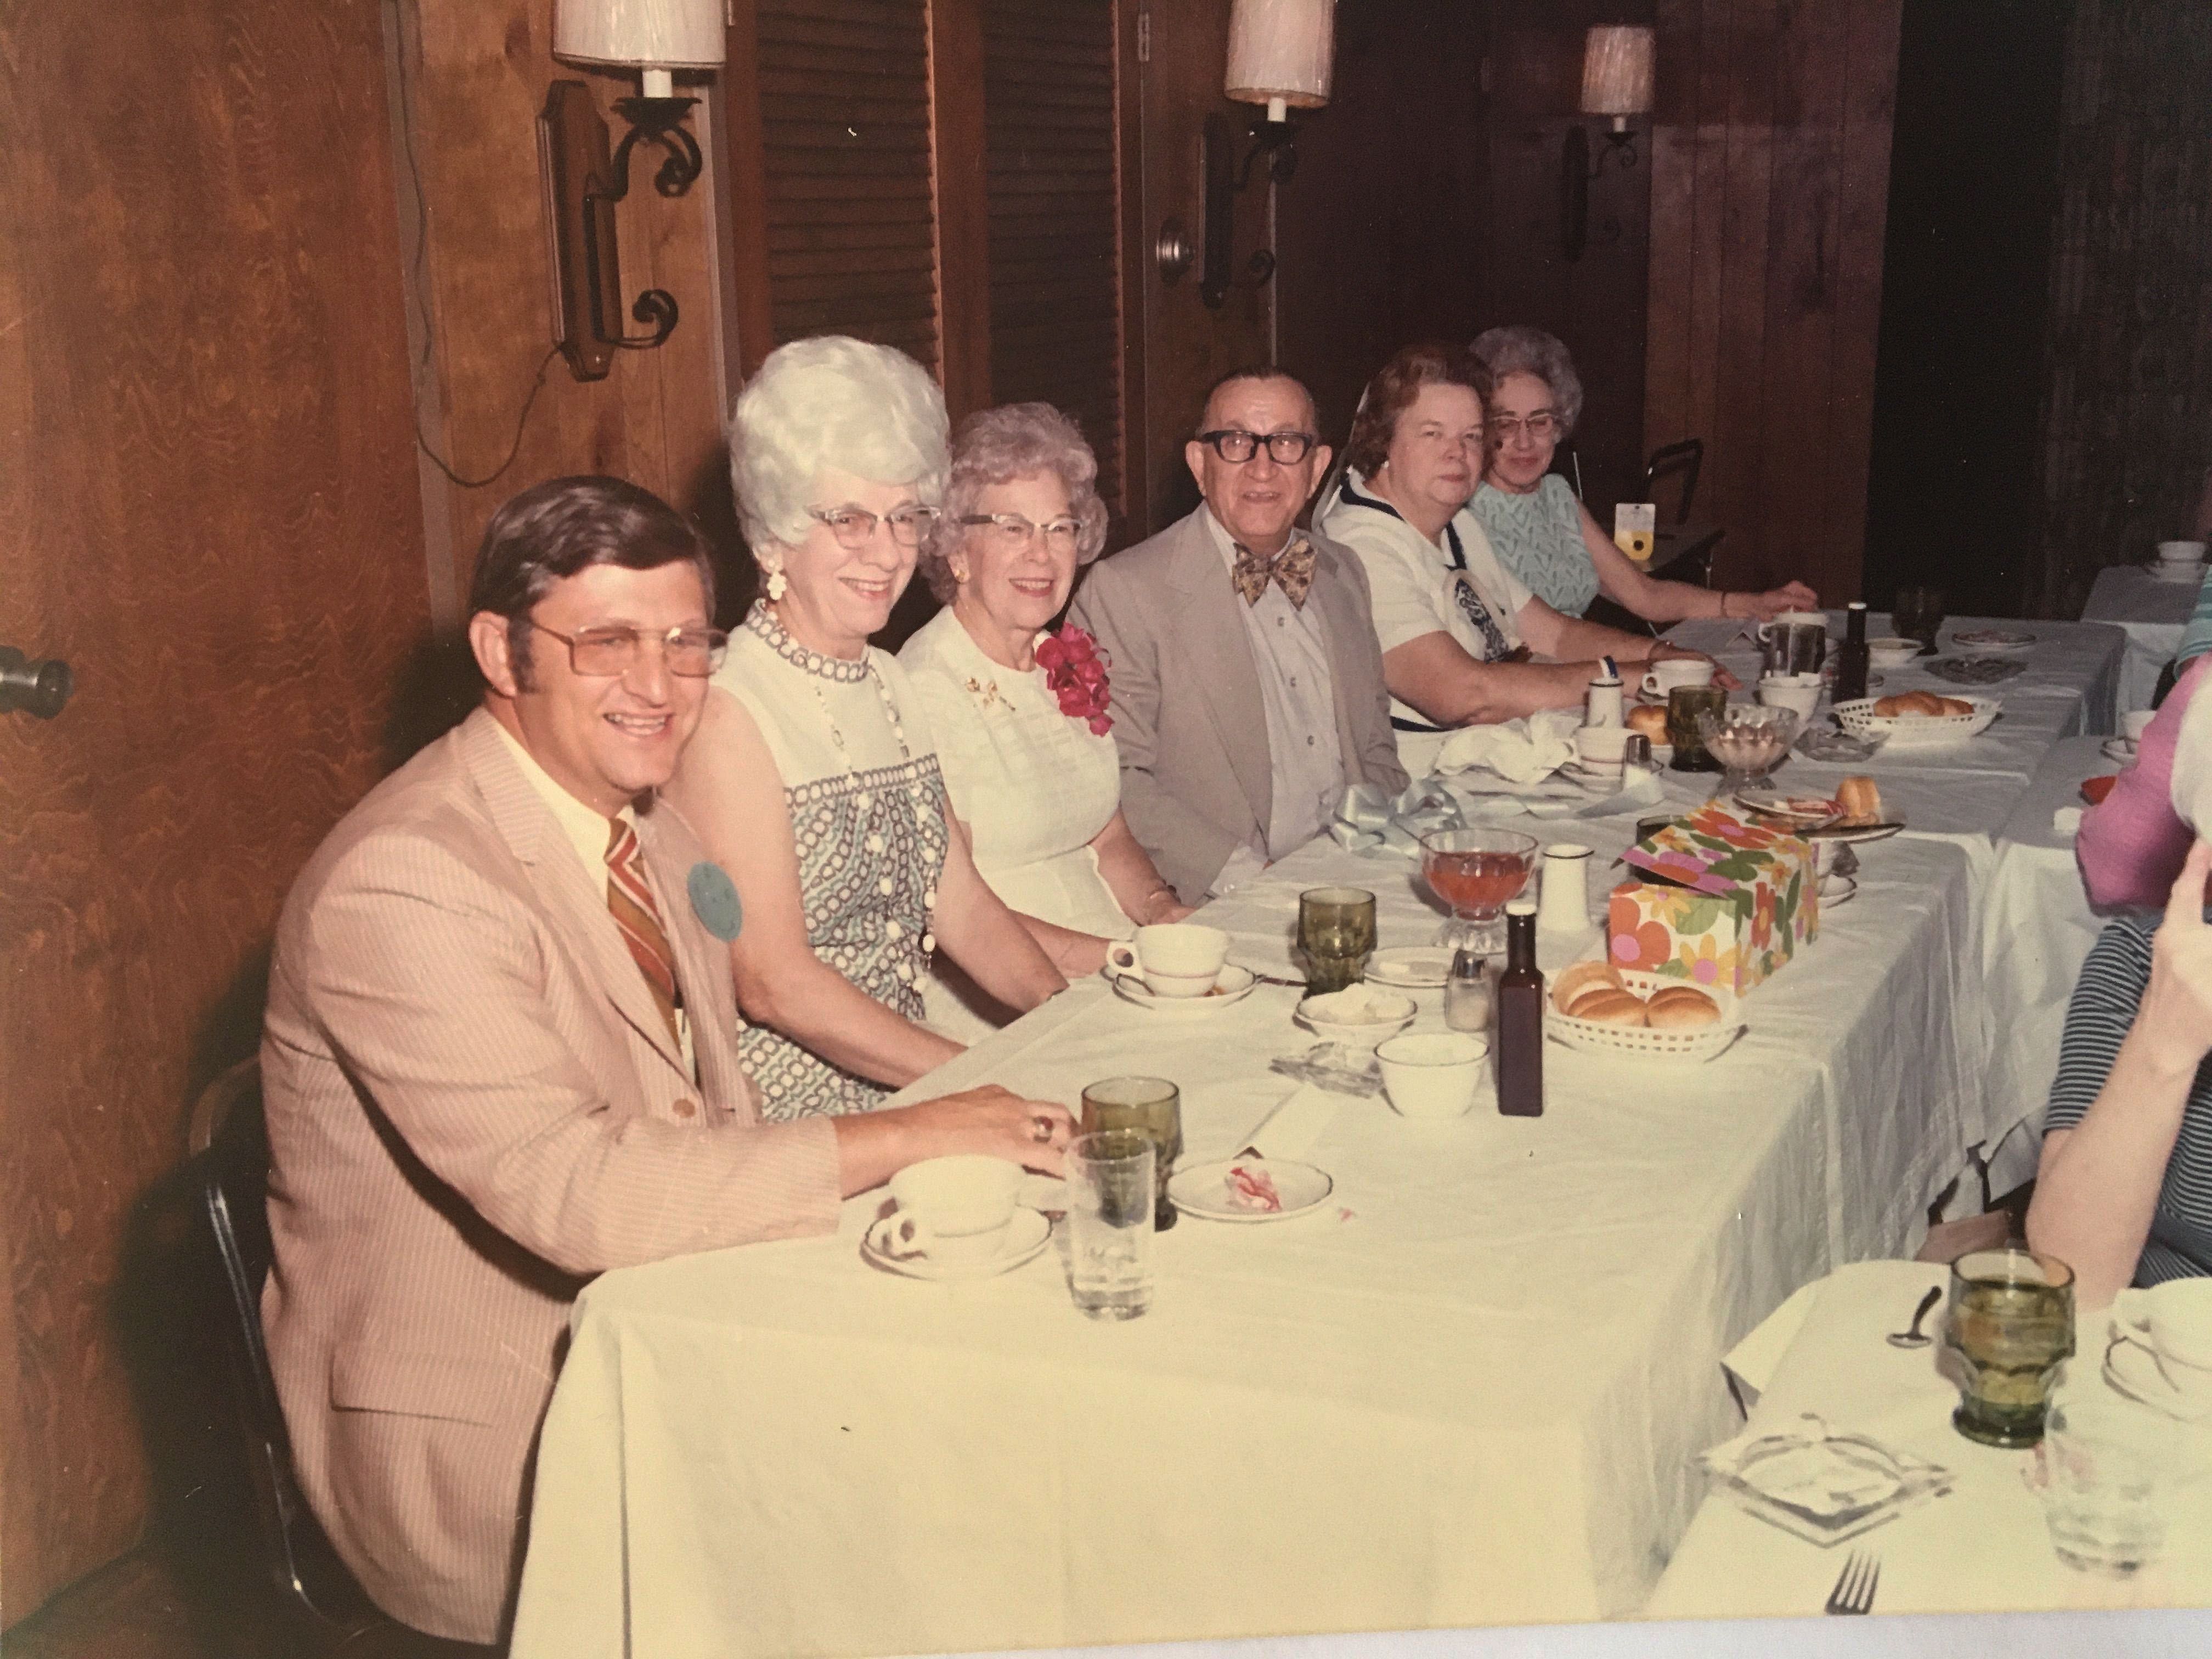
[763,560,788,602]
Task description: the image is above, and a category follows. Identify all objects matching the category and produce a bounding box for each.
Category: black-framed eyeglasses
[1195,428,1318,464]
[959,512,1083,552]
[527,622,729,678]
[807,504,940,550]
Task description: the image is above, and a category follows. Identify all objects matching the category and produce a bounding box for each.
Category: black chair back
[1643,438,1705,524]
[193,1059,392,1641]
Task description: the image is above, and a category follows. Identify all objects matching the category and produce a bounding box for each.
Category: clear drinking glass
[1944,1247,2076,1447]
[1893,585,1947,656]
[1297,887,1377,992]
[1080,1075,1182,1232]
[1064,1129,1155,1321]
[2032,1390,2172,1576]
[1418,830,1536,956]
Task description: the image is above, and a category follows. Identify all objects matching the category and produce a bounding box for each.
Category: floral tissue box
[1607,805,1818,996]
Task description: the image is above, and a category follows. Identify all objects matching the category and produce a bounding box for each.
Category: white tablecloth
[2083,565,2202,713]
[507,620,2125,1657]
[1646,1260,2212,1619]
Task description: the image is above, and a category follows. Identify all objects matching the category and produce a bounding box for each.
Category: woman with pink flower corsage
[903,403,1193,1036]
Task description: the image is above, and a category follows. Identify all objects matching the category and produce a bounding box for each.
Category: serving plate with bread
[1544,959,1747,1063]
[1830,691,2000,747]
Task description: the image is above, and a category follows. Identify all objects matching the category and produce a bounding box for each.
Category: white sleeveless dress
[899,608,1133,1038]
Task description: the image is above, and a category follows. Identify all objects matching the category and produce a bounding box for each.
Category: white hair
[1469,325,1585,439]
[727,335,951,551]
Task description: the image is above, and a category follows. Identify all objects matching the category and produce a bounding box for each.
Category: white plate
[861,1206,1054,1282]
[2102,736,2138,765]
[1805,820,1906,845]
[1169,1158,1334,1223]
[1819,873,1859,907]
[1109,963,1257,1013]
[1366,947,1454,989]
[2150,562,2206,584]
[1735,789,1844,830]
[2103,1333,2212,1422]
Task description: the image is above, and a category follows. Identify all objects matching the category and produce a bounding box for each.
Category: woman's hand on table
[1650,640,1741,691]
[1731,583,1819,622]
[2137,838,2212,1077]
[906,1086,1078,1174]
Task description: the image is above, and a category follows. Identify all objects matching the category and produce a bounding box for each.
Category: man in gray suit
[1071,369,1407,904]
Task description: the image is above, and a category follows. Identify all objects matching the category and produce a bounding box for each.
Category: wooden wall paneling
[1112,0,1150,533]
[929,0,993,420]
[1680,0,1733,465]
[1641,0,1701,462]
[721,1,777,380]
[1,0,430,1623]
[1703,0,1778,589]
[980,0,1124,513]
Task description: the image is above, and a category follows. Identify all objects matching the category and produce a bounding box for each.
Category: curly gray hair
[919,402,1110,603]
[727,335,950,554]
[1468,325,1584,440]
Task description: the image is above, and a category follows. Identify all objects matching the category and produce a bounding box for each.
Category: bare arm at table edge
[2028,843,2212,1306]
[2078,656,2208,909]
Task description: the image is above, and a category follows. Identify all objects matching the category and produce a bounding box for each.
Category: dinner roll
[1874,691,1944,718]
[1645,986,1722,1028]
[1935,696,1974,717]
[1565,988,1647,1026]
[1551,958,1624,1013]
[1626,705,1669,741]
[1836,775,1883,823]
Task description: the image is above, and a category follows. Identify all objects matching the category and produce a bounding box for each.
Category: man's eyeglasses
[528,622,729,678]
[1491,413,1562,443]
[1194,428,1318,465]
[960,512,1082,553]
[808,504,940,550]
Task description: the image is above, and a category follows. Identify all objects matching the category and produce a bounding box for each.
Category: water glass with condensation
[2034,1391,2172,1577]
[1064,1129,1155,1321]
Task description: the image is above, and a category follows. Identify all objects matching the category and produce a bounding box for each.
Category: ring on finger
[1030,1115,1056,1144]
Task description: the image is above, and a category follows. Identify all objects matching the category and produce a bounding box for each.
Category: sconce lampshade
[554,0,726,71]
[1579,25,1655,119]
[1226,0,1336,115]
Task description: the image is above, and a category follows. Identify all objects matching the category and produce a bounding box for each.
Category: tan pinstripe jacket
[261,707,842,1644]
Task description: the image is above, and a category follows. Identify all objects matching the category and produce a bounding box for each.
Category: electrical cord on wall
[392,13,558,491]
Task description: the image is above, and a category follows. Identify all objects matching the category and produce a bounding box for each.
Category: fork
[1824,1550,1880,1615]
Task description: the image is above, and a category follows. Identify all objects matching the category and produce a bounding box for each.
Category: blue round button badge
[687,862,743,941]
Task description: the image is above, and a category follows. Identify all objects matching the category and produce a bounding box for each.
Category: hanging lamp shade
[1225,0,1336,114]
[1579,25,1655,119]
[554,0,726,71]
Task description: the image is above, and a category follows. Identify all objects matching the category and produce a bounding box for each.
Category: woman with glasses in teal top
[1466,325,1818,625]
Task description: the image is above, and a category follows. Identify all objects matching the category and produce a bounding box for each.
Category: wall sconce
[1562,24,1655,263]
[1180,0,1335,308]
[538,0,725,381]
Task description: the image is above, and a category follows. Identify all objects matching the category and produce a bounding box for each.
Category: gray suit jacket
[1069,507,1407,903]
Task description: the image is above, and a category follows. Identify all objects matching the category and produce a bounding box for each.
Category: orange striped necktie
[605,819,682,1051]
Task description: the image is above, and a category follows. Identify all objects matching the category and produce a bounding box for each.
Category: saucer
[2102,736,2139,765]
[1169,1158,1334,1223]
[2103,1331,2212,1421]
[861,1206,1053,1282]
[2150,562,2206,584]
[1805,820,1905,845]
[1109,963,1257,1012]
[1818,874,1858,907]
[1367,946,1455,989]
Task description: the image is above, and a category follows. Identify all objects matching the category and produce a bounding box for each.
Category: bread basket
[1830,693,2000,747]
[1545,967,1747,1063]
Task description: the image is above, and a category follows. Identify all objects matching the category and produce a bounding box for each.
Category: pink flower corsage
[1036,625,1113,735]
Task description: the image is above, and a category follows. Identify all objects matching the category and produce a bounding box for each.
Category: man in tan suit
[1070,369,1407,904]
[262,477,1072,1646]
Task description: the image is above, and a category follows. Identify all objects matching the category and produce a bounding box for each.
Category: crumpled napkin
[1435,709,1582,783]
[1327,775,1465,854]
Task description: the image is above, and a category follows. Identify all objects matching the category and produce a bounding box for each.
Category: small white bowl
[2157,540,2207,567]
[1376,1032,1488,1119]
[1867,637,1922,668]
[1295,987,1417,1049]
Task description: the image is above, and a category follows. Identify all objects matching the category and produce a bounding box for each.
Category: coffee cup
[2155,539,2206,567]
[1105,923,1230,998]
[1376,1031,1489,1119]
[2121,709,2156,747]
[1640,658,1715,698]
[1756,675,1822,724]
[868,1154,1025,1265]
[1575,724,1629,783]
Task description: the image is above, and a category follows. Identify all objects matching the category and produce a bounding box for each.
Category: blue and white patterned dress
[1469,475,1602,617]
[709,603,950,1119]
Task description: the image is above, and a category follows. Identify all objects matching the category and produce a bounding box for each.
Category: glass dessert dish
[1418,828,1538,956]
[1696,704,1801,793]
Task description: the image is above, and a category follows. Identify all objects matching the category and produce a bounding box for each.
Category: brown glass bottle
[1496,901,1544,1116]
[1833,601,1871,704]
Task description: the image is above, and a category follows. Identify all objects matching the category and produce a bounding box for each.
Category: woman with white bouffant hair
[899,402,1192,1037]
[665,337,1068,1120]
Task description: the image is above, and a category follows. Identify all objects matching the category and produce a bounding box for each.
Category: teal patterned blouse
[1469,475,1599,616]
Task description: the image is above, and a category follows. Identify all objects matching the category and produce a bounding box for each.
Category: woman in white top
[665,338,1067,1119]
[901,403,1192,1036]
[1316,342,1722,760]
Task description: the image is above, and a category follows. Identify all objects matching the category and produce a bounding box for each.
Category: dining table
[505,614,2126,1658]
[1644,1259,2212,1620]
[2081,563,2203,713]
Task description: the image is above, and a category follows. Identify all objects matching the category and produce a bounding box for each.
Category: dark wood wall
[0,0,431,1620]
[2031,0,2212,618]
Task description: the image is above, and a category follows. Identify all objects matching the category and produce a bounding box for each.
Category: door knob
[1,647,74,719]
[1155,217,1193,283]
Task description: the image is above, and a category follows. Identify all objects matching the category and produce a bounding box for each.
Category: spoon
[1887,1286,1942,1348]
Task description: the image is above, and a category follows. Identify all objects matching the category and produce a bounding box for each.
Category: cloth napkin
[1435,709,1582,784]
[2052,805,2084,838]
[1327,775,1464,854]
[1235,1083,1340,1159]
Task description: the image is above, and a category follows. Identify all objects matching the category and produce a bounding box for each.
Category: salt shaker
[1444,947,1492,1032]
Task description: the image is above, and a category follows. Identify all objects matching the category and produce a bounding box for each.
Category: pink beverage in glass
[1419,828,1538,954]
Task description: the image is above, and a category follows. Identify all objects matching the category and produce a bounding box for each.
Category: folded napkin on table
[1527,767,1667,820]
[1436,709,1581,784]
[1233,1082,1340,1159]
[1328,775,1464,853]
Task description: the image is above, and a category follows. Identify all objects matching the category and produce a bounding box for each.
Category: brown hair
[1341,343,1493,479]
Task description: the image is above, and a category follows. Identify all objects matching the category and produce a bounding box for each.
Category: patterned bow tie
[1231,537,1316,608]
